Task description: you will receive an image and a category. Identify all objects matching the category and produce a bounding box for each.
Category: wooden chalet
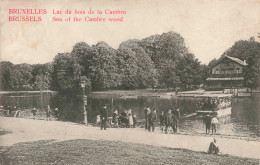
[206,55,247,90]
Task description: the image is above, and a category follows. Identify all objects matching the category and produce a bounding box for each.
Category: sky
[1,0,260,65]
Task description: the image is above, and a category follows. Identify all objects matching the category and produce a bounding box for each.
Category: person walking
[100,105,108,130]
[148,108,157,132]
[203,114,212,134]
[165,109,174,134]
[211,116,219,134]
[159,111,165,132]
[46,105,51,121]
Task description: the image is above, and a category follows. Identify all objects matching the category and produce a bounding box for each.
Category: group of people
[144,106,180,134]
[30,105,56,121]
[203,114,219,134]
[97,105,137,130]
[197,97,231,111]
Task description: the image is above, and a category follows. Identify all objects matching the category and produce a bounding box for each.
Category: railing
[209,73,243,78]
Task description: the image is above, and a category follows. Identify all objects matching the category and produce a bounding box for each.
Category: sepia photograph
[0,0,260,164]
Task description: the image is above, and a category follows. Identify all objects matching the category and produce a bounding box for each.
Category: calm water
[0,91,259,138]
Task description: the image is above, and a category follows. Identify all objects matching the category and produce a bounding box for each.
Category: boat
[195,95,232,117]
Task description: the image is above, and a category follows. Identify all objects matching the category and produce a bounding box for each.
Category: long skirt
[129,115,133,126]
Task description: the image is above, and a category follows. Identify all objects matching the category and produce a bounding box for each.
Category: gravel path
[0,117,259,159]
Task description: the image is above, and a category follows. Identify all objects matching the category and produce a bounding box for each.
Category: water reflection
[87,95,260,138]
[0,92,259,138]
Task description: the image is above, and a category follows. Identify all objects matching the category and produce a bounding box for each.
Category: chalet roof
[224,55,247,66]
[213,55,247,67]
[206,77,244,81]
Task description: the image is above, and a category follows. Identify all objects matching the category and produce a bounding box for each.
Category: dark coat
[203,116,212,126]
[165,112,178,125]
[148,111,157,122]
[100,108,108,120]
[165,112,173,125]
[159,114,165,125]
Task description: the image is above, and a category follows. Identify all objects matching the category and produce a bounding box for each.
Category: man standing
[46,105,51,121]
[203,114,212,134]
[165,109,174,134]
[31,107,37,120]
[148,108,157,132]
[159,111,165,132]
[211,116,219,134]
[100,105,108,130]
[144,106,151,130]
[173,107,180,132]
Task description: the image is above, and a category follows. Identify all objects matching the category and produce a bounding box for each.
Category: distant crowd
[197,97,231,110]
[96,105,181,134]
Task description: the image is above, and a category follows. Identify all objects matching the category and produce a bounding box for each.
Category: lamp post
[80,76,88,125]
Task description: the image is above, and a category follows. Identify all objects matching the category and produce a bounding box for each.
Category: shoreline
[0,117,259,159]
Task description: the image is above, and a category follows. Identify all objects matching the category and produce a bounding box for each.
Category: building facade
[206,55,247,90]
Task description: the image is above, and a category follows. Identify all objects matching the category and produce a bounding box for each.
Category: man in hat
[100,105,108,130]
[203,114,212,134]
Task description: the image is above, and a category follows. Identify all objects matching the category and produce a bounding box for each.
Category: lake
[0,91,259,139]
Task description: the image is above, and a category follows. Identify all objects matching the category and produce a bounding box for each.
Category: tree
[118,40,157,89]
[139,31,189,88]
[50,52,91,122]
[90,41,121,90]
[51,53,82,91]
[71,42,93,77]
[31,63,53,90]
[176,53,201,89]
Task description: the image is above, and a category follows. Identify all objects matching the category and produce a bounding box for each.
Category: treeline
[0,32,206,91]
[0,62,53,91]
[0,31,259,92]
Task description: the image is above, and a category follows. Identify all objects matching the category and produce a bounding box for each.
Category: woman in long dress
[128,109,133,127]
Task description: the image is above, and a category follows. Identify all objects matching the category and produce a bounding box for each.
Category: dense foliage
[1,31,259,92]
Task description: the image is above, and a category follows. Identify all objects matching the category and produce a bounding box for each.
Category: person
[128,109,134,128]
[148,108,157,132]
[112,110,119,126]
[100,105,108,130]
[133,114,137,128]
[172,113,178,133]
[119,110,127,128]
[173,107,180,132]
[54,108,59,117]
[46,105,51,121]
[165,109,174,134]
[144,106,151,130]
[208,139,219,154]
[173,107,181,119]
[159,111,165,132]
[211,116,219,134]
[203,114,212,134]
[31,107,37,120]
[96,114,101,125]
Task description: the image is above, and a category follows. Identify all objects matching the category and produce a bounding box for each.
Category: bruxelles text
[8,8,126,22]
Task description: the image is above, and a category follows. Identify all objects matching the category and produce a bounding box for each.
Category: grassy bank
[1,139,258,165]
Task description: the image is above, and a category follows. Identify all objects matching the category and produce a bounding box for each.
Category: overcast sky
[1,0,260,65]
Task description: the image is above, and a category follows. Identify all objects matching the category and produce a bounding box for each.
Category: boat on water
[195,94,232,118]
